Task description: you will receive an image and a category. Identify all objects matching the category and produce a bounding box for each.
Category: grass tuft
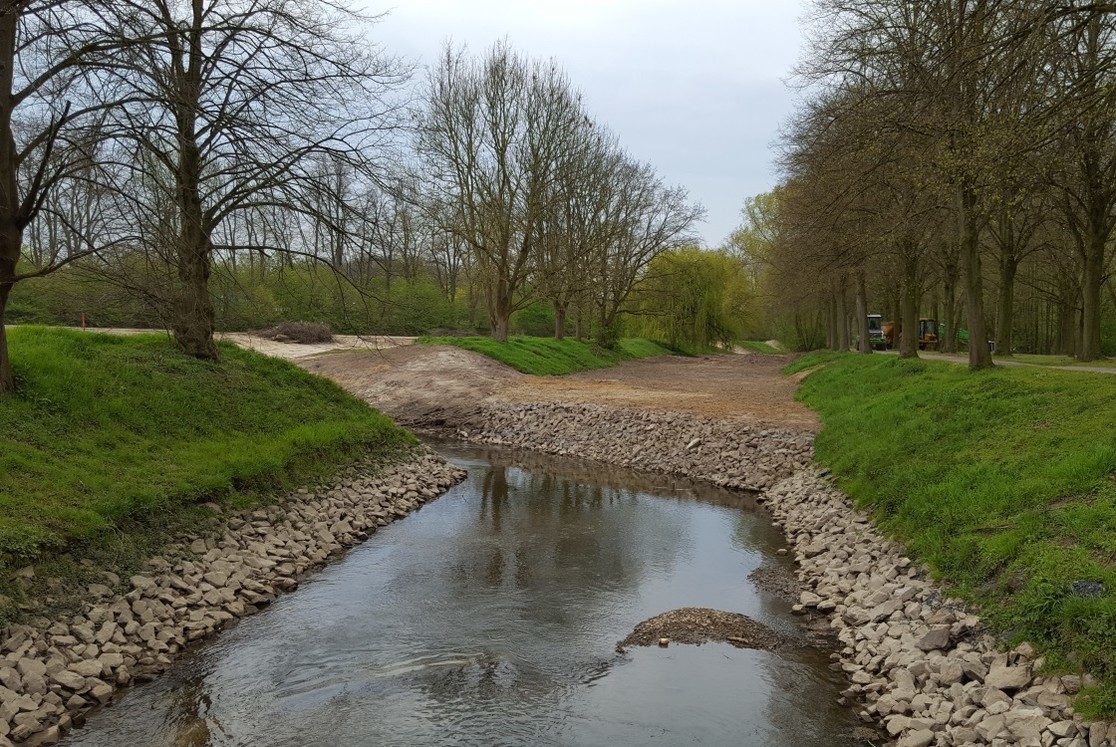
[416,335,674,375]
[790,353,1116,716]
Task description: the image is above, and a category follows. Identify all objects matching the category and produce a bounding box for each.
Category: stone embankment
[447,401,1113,747]
[0,447,464,746]
[766,471,1112,747]
[452,401,814,492]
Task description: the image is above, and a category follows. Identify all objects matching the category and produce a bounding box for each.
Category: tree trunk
[0,10,19,394]
[1057,295,1077,356]
[942,270,958,353]
[899,251,920,360]
[173,136,218,360]
[891,290,902,349]
[960,191,993,369]
[836,278,849,351]
[1079,239,1104,361]
[996,255,1018,357]
[553,301,567,340]
[826,290,838,350]
[0,280,13,394]
[855,270,871,354]
[172,9,218,361]
[174,230,219,359]
[488,277,512,342]
[492,314,509,342]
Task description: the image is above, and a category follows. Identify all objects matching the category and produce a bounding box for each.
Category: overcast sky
[364,0,808,248]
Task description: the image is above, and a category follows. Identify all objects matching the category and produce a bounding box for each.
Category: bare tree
[0,2,145,392]
[1046,7,1116,360]
[799,0,1057,368]
[533,124,622,339]
[417,41,585,341]
[97,0,408,358]
[593,159,704,341]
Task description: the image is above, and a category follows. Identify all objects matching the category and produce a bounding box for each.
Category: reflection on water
[63,444,860,747]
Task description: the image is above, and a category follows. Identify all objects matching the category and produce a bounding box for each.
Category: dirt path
[881,348,1116,374]
[296,346,816,431]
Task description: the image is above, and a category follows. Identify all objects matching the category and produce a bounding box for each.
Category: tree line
[735,0,1116,366]
[0,1,703,393]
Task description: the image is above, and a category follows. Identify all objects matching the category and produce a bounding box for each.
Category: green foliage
[416,335,672,375]
[7,266,164,329]
[593,317,623,350]
[9,263,474,336]
[773,312,826,352]
[0,327,410,569]
[793,355,1116,714]
[509,301,556,337]
[628,246,759,353]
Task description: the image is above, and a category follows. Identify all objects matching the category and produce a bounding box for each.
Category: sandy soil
[499,353,817,429]
[55,327,417,360]
[219,332,416,360]
[295,346,817,432]
[297,344,523,426]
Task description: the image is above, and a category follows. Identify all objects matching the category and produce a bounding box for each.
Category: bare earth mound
[292,346,815,433]
[500,353,816,428]
[298,344,523,425]
[616,607,793,653]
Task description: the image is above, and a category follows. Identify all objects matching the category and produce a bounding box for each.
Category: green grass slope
[740,340,783,354]
[789,352,1116,715]
[416,335,674,376]
[0,327,410,569]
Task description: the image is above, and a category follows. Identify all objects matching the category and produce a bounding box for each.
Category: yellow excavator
[880,317,938,350]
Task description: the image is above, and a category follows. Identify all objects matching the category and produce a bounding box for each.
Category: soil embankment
[296,345,1114,747]
[300,344,816,429]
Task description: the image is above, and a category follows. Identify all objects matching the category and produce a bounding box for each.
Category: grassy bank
[0,327,410,578]
[740,340,783,354]
[416,335,674,375]
[789,352,1116,715]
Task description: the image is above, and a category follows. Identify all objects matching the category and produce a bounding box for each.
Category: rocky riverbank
[0,447,465,746]
[449,401,815,493]
[441,401,1114,747]
[767,470,1113,747]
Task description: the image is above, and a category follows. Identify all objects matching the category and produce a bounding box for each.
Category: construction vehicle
[917,318,938,350]
[867,314,887,349]
[876,317,938,350]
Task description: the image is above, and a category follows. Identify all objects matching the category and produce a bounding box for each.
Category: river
[62,443,861,746]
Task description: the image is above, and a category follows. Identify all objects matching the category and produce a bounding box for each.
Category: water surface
[64,444,860,746]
